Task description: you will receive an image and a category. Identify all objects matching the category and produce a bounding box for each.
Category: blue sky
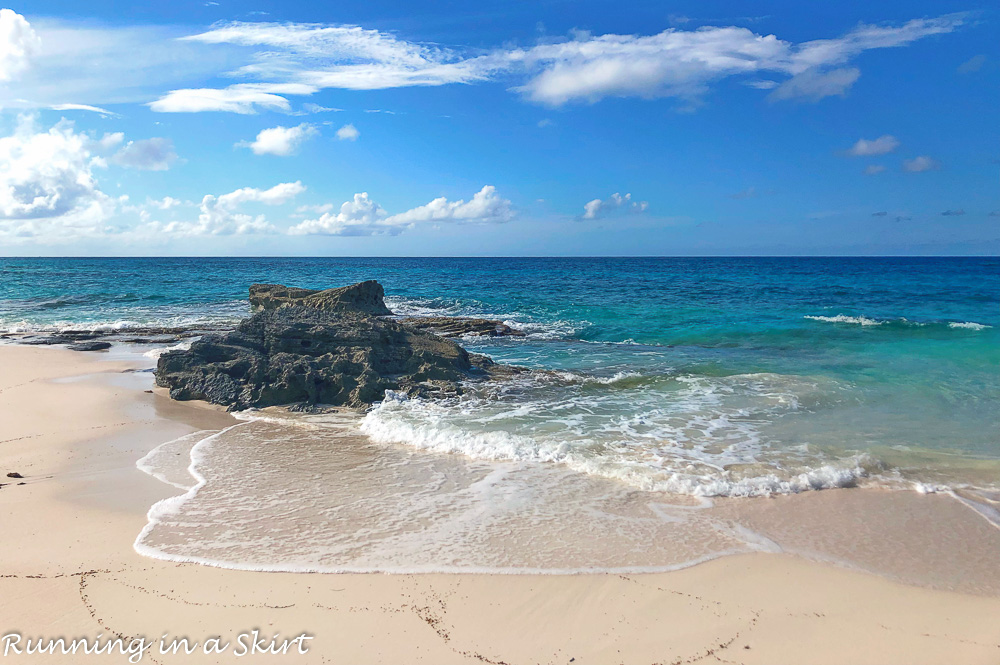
[0,1,996,256]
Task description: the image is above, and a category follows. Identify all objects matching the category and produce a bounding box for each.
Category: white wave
[134,422,252,560]
[949,321,991,330]
[384,294,585,340]
[136,430,219,490]
[804,314,884,326]
[360,371,869,498]
[549,370,642,385]
[142,340,193,360]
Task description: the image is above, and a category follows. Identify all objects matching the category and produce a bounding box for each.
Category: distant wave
[805,314,992,330]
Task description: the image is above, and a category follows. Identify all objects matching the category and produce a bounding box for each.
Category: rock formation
[399,317,524,338]
[156,281,506,410]
[249,281,392,316]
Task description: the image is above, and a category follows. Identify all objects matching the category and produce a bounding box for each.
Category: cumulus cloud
[335,123,359,141]
[239,123,318,155]
[902,155,940,172]
[112,137,179,170]
[150,182,305,236]
[581,192,648,219]
[846,135,899,156]
[289,192,393,236]
[384,185,513,225]
[0,117,111,223]
[147,13,966,112]
[290,185,513,236]
[864,164,886,175]
[0,9,40,82]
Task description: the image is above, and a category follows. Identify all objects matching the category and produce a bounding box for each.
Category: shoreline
[2,344,999,664]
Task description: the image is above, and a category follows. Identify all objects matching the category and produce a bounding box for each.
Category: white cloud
[290,185,513,236]
[112,137,179,170]
[149,84,306,114]
[289,192,394,236]
[0,9,40,82]
[0,117,118,242]
[581,192,648,219]
[240,123,318,155]
[0,117,107,220]
[151,182,305,237]
[511,14,965,106]
[151,196,183,210]
[21,13,961,114]
[335,123,359,141]
[302,102,342,113]
[846,135,899,156]
[902,155,940,172]
[49,103,119,116]
[181,21,488,91]
[864,164,886,175]
[90,132,125,152]
[768,67,859,102]
[0,19,249,112]
[384,185,513,225]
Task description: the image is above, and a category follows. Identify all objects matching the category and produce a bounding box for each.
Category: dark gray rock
[156,305,495,410]
[17,335,73,345]
[67,341,112,352]
[400,317,524,338]
[250,280,392,316]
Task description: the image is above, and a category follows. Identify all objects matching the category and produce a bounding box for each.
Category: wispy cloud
[845,135,899,156]
[940,208,965,216]
[139,13,968,113]
[902,155,940,172]
[957,54,986,74]
[729,187,758,200]
[864,164,886,175]
[112,138,179,170]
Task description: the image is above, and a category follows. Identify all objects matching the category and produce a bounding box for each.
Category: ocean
[4,257,999,572]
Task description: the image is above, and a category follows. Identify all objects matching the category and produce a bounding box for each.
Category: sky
[0,0,996,256]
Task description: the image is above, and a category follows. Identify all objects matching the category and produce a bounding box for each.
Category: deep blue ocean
[2,257,998,496]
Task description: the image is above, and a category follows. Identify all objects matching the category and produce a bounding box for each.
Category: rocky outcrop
[156,282,503,410]
[68,341,112,351]
[250,281,392,316]
[400,317,524,338]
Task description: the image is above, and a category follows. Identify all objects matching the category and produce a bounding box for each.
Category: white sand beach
[1,344,999,665]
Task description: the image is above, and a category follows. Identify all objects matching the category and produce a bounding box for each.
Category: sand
[0,344,998,665]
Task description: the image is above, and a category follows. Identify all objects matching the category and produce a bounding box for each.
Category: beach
[2,343,999,665]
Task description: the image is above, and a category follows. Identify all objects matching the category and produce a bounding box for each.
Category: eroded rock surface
[399,317,524,338]
[157,281,504,410]
[250,281,392,316]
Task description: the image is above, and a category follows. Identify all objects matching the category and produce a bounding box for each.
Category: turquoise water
[2,257,998,495]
